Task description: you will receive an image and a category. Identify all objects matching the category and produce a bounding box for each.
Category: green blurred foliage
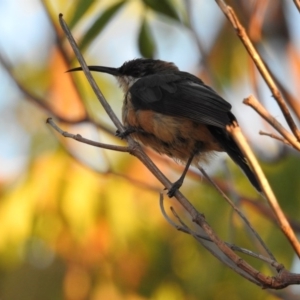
[0,0,300,299]
[138,16,156,58]
[142,0,181,22]
[78,1,126,51]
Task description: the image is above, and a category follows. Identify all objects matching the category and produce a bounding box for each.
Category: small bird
[68,58,261,196]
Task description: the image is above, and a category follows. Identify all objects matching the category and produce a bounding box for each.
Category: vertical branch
[226,123,300,257]
[215,0,300,141]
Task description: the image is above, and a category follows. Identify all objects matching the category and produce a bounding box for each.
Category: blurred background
[1,0,300,299]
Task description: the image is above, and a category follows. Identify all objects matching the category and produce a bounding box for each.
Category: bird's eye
[131,70,141,77]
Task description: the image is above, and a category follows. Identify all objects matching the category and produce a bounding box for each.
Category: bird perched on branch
[68,58,261,196]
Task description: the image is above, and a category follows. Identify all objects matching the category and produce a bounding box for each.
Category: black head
[67,58,179,78]
[118,58,179,77]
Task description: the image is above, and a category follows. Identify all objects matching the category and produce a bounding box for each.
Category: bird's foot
[167,179,183,198]
[115,127,137,139]
[116,126,148,139]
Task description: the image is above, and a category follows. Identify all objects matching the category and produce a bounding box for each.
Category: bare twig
[269,63,300,120]
[0,50,120,140]
[199,167,276,261]
[160,194,282,268]
[58,14,123,132]
[244,95,300,151]
[226,123,300,257]
[242,197,300,233]
[47,118,129,152]
[259,131,290,145]
[0,53,88,124]
[215,0,300,141]
[293,0,300,13]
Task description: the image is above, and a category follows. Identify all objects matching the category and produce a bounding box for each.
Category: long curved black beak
[67,66,120,76]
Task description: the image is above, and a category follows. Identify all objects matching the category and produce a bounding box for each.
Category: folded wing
[129,72,232,128]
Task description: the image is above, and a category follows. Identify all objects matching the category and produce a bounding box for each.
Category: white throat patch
[116,76,140,93]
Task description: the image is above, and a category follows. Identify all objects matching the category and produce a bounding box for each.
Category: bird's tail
[208,126,261,192]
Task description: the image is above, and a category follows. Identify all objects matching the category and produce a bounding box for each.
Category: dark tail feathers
[208,126,261,192]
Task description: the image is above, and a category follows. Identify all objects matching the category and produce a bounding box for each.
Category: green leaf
[142,0,180,22]
[79,1,126,51]
[138,17,156,58]
[69,0,95,29]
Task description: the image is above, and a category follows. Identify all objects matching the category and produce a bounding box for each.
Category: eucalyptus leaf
[69,0,95,29]
[79,1,126,51]
[142,0,180,22]
[138,17,156,58]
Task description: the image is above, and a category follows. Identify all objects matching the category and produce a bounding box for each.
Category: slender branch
[293,0,300,13]
[160,194,282,268]
[42,1,77,73]
[199,167,276,262]
[161,197,268,285]
[185,0,231,94]
[0,53,89,124]
[47,118,129,152]
[226,123,300,257]
[58,14,124,132]
[0,50,120,139]
[242,197,300,233]
[268,63,300,120]
[259,131,290,145]
[215,0,300,141]
[244,95,300,151]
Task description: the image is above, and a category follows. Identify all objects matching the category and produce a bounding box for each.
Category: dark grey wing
[129,73,232,128]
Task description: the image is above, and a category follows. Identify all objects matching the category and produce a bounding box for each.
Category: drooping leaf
[142,0,180,22]
[69,0,95,29]
[79,1,126,51]
[138,17,156,58]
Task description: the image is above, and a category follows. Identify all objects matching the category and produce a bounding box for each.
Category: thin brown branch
[215,0,300,141]
[42,1,75,67]
[193,212,275,287]
[259,131,290,145]
[199,167,276,262]
[41,1,120,134]
[164,202,271,285]
[160,195,282,268]
[0,50,120,139]
[58,14,123,132]
[183,209,278,269]
[0,53,88,124]
[226,123,300,258]
[185,0,234,97]
[244,95,300,151]
[184,0,216,79]
[268,62,300,120]
[47,118,129,152]
[242,197,300,234]
[293,0,300,13]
